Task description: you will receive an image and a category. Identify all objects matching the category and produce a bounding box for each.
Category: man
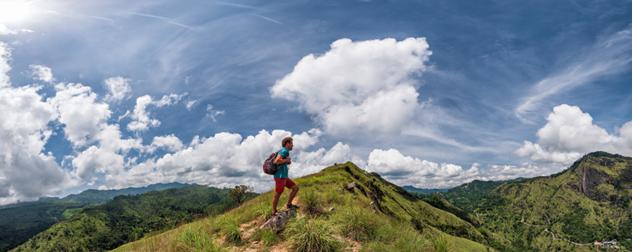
[271,136,299,216]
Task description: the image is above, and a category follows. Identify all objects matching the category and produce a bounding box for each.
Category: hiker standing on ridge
[271,137,299,216]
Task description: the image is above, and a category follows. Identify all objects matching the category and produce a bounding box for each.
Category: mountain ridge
[113,162,492,251]
[443,151,632,251]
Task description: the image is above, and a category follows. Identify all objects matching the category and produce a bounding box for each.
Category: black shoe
[286,203,300,209]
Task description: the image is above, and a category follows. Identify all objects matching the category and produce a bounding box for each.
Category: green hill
[13,185,254,252]
[0,183,189,251]
[442,151,632,251]
[113,162,492,252]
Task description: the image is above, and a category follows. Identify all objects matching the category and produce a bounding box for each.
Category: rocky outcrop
[259,208,297,232]
[578,166,611,201]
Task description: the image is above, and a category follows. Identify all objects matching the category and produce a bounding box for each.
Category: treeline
[14,185,257,252]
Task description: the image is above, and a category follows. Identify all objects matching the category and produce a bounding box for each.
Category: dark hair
[282,137,293,147]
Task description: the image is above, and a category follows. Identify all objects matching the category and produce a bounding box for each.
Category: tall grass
[302,189,323,217]
[333,206,381,241]
[431,234,450,252]
[176,226,221,252]
[287,218,341,252]
[252,228,279,247]
[212,217,241,245]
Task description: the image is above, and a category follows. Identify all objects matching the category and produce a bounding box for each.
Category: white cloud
[148,134,184,153]
[0,43,75,204]
[96,124,142,152]
[72,146,125,184]
[107,129,350,192]
[127,95,156,131]
[103,76,132,102]
[49,83,112,147]
[515,26,632,121]
[271,37,431,136]
[367,148,558,188]
[0,42,10,88]
[127,93,185,132]
[205,104,225,122]
[516,104,632,165]
[185,99,198,110]
[29,64,54,83]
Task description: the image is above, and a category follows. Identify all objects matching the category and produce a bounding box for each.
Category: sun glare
[0,1,35,24]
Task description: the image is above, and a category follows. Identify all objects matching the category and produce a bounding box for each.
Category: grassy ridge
[114,162,492,251]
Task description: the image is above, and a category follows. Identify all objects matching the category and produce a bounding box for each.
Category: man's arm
[273,153,291,165]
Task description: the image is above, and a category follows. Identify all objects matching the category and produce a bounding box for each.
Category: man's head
[282,137,293,150]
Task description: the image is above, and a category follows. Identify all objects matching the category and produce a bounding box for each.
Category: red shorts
[274,178,296,193]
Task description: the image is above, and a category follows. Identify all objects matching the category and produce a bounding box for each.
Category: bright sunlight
[0,0,35,24]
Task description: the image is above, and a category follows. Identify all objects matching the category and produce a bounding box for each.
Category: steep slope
[445,152,632,251]
[113,162,491,252]
[13,186,254,252]
[0,183,189,252]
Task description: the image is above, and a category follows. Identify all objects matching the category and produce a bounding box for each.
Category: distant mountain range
[402,185,450,194]
[0,182,190,251]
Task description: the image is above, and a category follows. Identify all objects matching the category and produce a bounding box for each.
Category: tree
[229,185,253,205]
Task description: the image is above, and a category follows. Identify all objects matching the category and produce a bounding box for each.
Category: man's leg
[272,191,282,215]
[286,179,299,207]
[272,178,284,215]
[287,186,299,207]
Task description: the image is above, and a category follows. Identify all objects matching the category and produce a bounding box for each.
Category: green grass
[212,217,241,245]
[333,206,381,241]
[301,189,324,217]
[287,218,341,252]
[176,226,221,252]
[431,234,450,252]
[252,228,279,246]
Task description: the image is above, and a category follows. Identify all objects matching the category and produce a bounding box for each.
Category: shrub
[288,218,341,252]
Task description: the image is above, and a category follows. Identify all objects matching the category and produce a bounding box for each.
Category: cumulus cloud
[147,134,184,153]
[127,93,185,132]
[516,104,632,165]
[108,129,350,192]
[0,42,9,88]
[49,83,112,147]
[0,43,75,204]
[271,37,431,135]
[103,76,132,102]
[29,64,54,83]
[72,146,125,183]
[366,148,557,188]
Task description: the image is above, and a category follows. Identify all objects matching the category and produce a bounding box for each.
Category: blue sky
[1,0,631,204]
